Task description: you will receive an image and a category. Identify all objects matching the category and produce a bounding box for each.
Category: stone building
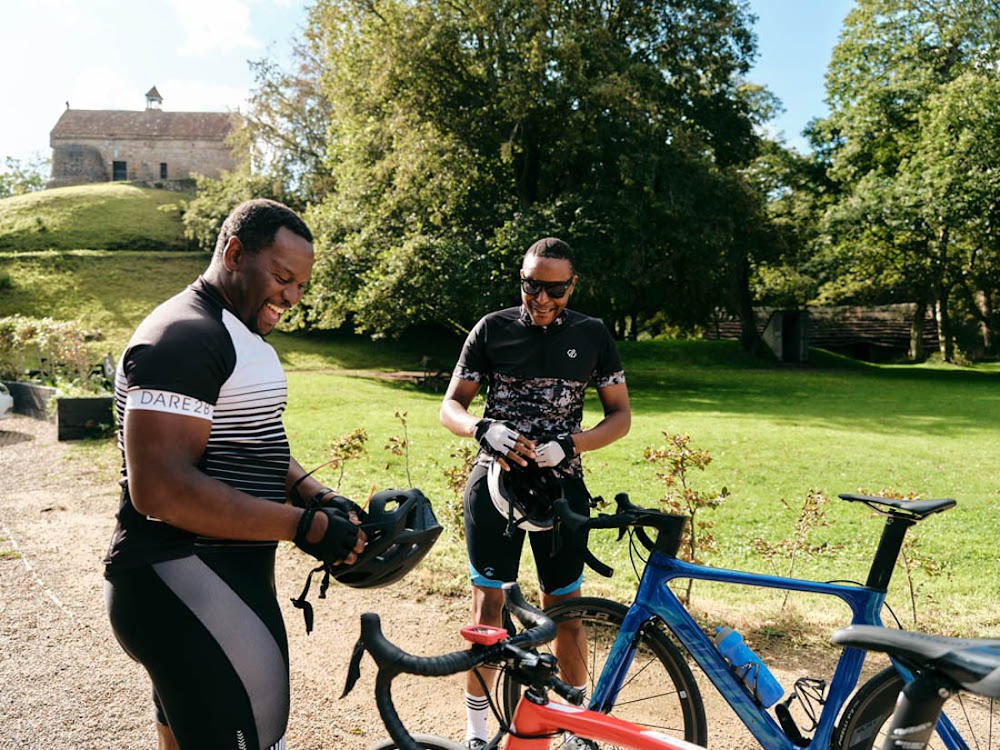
[47,87,238,189]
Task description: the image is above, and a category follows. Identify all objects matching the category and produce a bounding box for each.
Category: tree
[908,71,1000,356]
[232,47,337,207]
[180,165,291,252]
[814,0,1000,360]
[0,155,48,198]
[298,0,768,339]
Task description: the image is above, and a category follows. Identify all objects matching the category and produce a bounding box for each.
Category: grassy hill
[0,183,191,251]
[0,249,207,354]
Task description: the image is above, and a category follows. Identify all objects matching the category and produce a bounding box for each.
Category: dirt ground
[0,414,793,749]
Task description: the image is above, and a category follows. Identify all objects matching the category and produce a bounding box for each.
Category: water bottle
[714,626,784,707]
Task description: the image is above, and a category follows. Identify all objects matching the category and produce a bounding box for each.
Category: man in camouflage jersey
[440,237,631,749]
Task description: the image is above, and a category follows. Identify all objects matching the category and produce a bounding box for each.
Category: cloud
[168,0,262,56]
[63,69,247,113]
[159,78,251,112]
[68,68,140,111]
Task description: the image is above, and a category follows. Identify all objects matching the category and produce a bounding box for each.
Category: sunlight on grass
[278,352,999,636]
[0,250,206,356]
[0,183,190,251]
[11,290,995,636]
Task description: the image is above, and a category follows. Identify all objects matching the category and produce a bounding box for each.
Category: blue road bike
[527,492,995,750]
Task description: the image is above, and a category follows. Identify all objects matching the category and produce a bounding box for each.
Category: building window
[160,163,168,179]
[112,161,127,181]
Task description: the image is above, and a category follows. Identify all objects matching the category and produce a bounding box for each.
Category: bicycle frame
[507,690,705,750]
[590,551,970,750]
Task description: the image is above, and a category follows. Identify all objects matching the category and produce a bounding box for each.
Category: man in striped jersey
[104,199,366,750]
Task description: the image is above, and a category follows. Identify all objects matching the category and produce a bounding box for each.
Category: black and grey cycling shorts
[105,547,289,750]
[463,463,591,595]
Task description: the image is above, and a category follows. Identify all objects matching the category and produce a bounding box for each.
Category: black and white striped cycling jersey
[104,276,291,574]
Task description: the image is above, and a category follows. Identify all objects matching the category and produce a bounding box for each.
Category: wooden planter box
[56,396,115,441]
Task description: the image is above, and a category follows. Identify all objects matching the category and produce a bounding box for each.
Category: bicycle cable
[825,579,905,630]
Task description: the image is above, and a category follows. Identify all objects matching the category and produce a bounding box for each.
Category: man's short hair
[525,237,575,271]
[213,199,313,259]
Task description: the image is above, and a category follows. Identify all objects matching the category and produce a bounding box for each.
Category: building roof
[51,109,235,141]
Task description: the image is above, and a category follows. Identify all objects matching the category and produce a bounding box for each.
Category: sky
[0,0,856,168]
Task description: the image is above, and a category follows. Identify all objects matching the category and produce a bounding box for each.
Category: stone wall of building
[49,135,234,188]
[48,144,108,187]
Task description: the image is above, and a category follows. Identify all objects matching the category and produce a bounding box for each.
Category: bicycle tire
[833,666,999,750]
[370,733,469,750]
[507,597,707,747]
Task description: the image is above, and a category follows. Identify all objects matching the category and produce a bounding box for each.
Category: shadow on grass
[626,364,1000,436]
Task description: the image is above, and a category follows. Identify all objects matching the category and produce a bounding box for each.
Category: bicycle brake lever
[340,634,366,698]
[585,548,614,578]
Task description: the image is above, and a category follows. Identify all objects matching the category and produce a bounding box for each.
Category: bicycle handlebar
[553,493,688,576]
[343,583,559,750]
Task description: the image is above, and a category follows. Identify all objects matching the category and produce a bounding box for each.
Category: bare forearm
[130,466,302,542]
[571,408,631,455]
[286,457,329,504]
[440,398,479,438]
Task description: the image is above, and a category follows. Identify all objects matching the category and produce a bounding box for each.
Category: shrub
[0,314,109,392]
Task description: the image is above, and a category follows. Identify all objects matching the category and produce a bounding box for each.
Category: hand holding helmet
[474,419,520,456]
[294,507,365,565]
[329,488,443,588]
[487,458,564,532]
[534,434,576,468]
[290,488,444,633]
[311,488,367,521]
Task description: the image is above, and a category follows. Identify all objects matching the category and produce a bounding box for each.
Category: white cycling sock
[465,692,490,741]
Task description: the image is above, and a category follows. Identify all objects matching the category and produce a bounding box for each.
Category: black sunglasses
[520,275,574,299]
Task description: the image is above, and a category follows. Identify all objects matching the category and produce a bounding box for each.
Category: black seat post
[865,514,917,592]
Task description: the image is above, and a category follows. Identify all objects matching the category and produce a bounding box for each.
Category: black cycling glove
[311,488,367,520]
[294,507,359,565]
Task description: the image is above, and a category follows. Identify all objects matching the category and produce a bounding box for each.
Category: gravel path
[0,414,770,749]
[0,415,474,749]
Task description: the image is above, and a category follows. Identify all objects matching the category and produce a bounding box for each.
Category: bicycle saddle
[838,493,956,519]
[833,625,1000,698]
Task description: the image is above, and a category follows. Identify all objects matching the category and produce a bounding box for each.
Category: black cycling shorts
[105,547,289,750]
[463,463,591,595]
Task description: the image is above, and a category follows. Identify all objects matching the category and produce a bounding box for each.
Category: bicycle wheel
[370,733,469,750]
[524,597,707,747]
[833,666,999,750]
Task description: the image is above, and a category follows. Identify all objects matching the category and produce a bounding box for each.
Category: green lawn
[0,249,207,357]
[274,348,1000,636]
[5,243,995,636]
[0,183,190,251]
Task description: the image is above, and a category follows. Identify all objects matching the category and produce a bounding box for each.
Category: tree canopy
[296,0,768,338]
[815,0,1000,359]
[0,155,48,199]
[187,0,1000,361]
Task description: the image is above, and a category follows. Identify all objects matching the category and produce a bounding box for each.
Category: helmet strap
[290,563,330,635]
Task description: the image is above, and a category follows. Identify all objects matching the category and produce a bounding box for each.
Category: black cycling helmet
[330,487,443,588]
[487,457,565,532]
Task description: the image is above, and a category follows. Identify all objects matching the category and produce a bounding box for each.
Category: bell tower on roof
[145,86,163,110]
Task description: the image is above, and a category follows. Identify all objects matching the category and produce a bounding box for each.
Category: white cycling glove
[534,434,576,468]
[474,419,520,456]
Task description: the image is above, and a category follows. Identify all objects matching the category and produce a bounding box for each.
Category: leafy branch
[644,432,730,603]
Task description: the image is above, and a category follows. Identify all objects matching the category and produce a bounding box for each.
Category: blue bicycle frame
[589,550,970,750]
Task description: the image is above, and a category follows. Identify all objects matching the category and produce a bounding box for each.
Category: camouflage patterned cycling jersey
[454,305,626,477]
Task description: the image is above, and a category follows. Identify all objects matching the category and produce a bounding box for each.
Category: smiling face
[223,226,314,336]
[520,254,576,327]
